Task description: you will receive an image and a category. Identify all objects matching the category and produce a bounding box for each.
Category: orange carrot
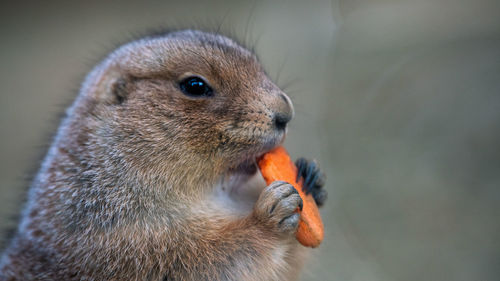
[258,146,324,248]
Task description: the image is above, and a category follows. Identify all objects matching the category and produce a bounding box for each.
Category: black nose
[273,112,292,130]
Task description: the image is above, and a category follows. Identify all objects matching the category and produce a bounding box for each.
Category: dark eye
[179,76,213,97]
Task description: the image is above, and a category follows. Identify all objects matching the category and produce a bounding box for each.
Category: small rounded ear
[94,75,131,105]
[82,64,132,105]
[111,77,129,104]
[94,73,132,105]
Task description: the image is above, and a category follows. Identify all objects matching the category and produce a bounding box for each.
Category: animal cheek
[252,115,273,132]
[245,109,274,127]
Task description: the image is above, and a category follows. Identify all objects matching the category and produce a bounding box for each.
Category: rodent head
[71,30,293,189]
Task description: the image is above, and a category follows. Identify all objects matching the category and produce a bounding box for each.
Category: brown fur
[0,30,311,280]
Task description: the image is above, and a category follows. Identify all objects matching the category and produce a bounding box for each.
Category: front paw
[295,158,327,207]
[253,181,303,234]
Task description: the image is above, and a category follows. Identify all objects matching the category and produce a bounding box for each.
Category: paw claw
[278,213,300,232]
[313,189,327,207]
[295,157,327,207]
[295,158,307,183]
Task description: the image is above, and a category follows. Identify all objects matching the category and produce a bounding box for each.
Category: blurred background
[1,0,499,280]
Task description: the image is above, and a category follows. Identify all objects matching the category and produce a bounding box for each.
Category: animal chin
[222,158,264,203]
[229,159,257,175]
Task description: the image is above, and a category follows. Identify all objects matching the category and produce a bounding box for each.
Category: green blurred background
[1,0,499,280]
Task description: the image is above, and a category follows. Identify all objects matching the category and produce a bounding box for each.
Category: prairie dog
[0,30,326,281]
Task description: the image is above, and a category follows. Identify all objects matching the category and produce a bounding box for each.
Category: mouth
[218,131,285,206]
[229,132,286,176]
